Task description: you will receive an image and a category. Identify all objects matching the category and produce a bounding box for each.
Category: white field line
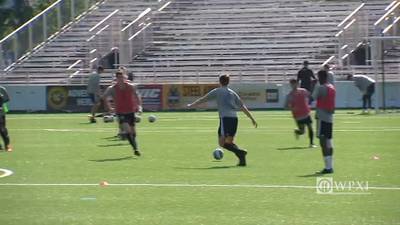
[8,128,400,133]
[6,113,400,121]
[0,169,13,178]
[0,183,399,190]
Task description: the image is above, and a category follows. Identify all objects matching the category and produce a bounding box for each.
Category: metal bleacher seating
[0,0,397,84]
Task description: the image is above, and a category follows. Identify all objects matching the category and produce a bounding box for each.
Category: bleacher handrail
[89,9,119,32]
[337,3,365,28]
[374,1,400,26]
[122,8,152,32]
[333,2,369,70]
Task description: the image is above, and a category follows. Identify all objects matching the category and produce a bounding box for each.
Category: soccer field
[0,111,399,225]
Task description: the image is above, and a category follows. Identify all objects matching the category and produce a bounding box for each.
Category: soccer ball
[213,148,224,160]
[135,115,141,123]
[103,115,114,123]
[148,115,156,123]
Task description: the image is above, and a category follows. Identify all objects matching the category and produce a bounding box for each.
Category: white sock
[324,156,333,169]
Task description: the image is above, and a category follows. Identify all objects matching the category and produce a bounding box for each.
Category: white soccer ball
[103,115,114,123]
[148,115,157,123]
[135,115,141,123]
[213,148,224,160]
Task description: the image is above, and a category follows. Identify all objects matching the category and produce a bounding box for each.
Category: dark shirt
[297,67,316,92]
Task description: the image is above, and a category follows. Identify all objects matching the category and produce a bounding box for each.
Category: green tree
[0,0,34,39]
[0,0,61,40]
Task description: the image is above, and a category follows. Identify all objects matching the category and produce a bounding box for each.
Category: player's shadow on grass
[298,173,324,178]
[174,165,237,170]
[89,156,135,162]
[102,136,119,140]
[98,143,129,147]
[276,146,309,151]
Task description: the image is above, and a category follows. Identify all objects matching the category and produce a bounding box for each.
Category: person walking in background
[297,60,317,94]
[187,74,257,166]
[285,79,316,148]
[0,86,12,152]
[102,70,143,156]
[87,66,104,123]
[347,74,375,113]
[312,71,336,174]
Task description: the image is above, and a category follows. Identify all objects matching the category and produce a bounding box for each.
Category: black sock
[308,128,314,145]
[0,127,9,146]
[223,143,243,155]
[127,133,138,150]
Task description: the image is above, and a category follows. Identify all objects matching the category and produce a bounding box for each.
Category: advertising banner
[230,84,267,108]
[137,84,163,111]
[46,85,163,112]
[162,84,219,110]
[47,86,91,112]
[230,83,285,109]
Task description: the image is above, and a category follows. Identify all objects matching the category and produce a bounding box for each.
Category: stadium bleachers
[125,0,354,83]
[0,0,161,84]
[0,0,397,84]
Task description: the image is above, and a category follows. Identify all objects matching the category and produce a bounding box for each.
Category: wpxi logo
[316,177,369,195]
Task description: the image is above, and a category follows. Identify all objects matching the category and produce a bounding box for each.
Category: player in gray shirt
[347,74,375,113]
[187,74,257,166]
[87,66,104,123]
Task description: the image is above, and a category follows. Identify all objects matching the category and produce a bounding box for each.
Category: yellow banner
[162,84,219,109]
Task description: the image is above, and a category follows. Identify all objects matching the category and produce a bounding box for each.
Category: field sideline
[0,110,399,225]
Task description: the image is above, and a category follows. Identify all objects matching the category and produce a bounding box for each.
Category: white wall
[2,82,400,111]
[3,85,47,111]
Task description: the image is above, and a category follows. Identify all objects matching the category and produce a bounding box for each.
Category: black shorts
[117,113,136,126]
[218,117,238,137]
[366,83,375,96]
[296,116,312,126]
[0,115,5,127]
[318,120,332,139]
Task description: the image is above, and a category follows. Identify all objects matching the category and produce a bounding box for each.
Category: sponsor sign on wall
[162,84,219,109]
[137,85,163,111]
[266,89,279,103]
[46,85,163,112]
[47,86,91,112]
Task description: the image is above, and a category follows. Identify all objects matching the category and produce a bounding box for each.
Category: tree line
[0,0,57,39]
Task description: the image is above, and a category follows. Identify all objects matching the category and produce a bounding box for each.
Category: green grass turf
[0,110,399,225]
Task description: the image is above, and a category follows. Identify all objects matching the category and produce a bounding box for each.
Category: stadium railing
[0,0,102,74]
[370,1,400,83]
[66,0,170,84]
[334,3,368,69]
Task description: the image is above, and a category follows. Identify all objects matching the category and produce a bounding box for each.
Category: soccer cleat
[134,150,141,157]
[5,145,13,152]
[309,144,317,148]
[316,168,334,174]
[237,150,247,166]
[88,115,96,123]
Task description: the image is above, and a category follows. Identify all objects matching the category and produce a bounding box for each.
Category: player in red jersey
[285,79,316,148]
[102,70,143,156]
[312,71,336,174]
